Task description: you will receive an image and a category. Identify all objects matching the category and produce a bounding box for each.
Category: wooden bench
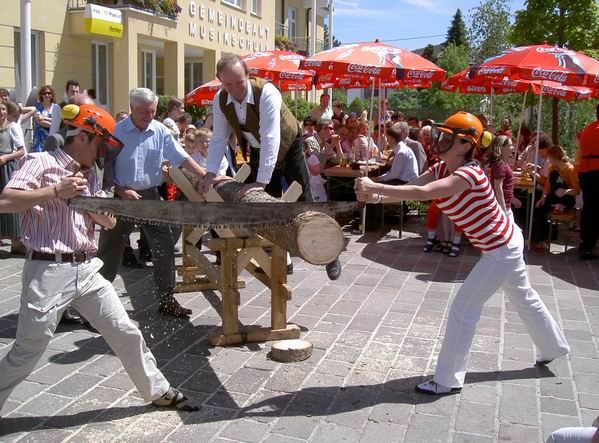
[547,208,577,252]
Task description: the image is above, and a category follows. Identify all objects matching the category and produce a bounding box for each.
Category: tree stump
[270,339,314,362]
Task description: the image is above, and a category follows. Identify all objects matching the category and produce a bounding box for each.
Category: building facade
[1,0,328,114]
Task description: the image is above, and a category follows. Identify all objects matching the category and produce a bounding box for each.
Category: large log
[178,170,345,265]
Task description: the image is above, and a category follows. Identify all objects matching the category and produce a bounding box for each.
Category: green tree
[421,44,436,62]
[445,8,469,48]
[468,0,511,61]
[437,43,470,76]
[510,0,599,143]
[323,24,342,49]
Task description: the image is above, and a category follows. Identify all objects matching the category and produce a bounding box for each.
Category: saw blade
[67,197,357,229]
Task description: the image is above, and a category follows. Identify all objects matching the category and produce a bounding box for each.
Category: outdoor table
[513,172,534,239]
[321,164,382,201]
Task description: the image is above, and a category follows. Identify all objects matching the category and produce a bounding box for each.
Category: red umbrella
[441,68,594,100]
[242,50,314,84]
[184,77,312,107]
[299,41,446,82]
[468,44,599,87]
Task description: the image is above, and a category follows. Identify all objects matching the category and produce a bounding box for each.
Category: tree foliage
[445,8,469,48]
[510,0,599,53]
[421,44,436,62]
[323,24,342,48]
[468,0,511,62]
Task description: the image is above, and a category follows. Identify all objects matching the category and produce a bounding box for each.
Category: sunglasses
[43,92,53,96]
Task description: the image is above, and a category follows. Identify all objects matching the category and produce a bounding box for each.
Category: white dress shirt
[207,79,281,184]
[379,141,419,183]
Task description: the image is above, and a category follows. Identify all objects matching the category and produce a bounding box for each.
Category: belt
[26,250,92,263]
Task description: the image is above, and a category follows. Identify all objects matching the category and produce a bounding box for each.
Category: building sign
[188,1,270,51]
[85,4,123,38]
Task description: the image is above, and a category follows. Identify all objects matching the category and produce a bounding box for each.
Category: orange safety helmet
[61,104,123,149]
[431,111,484,155]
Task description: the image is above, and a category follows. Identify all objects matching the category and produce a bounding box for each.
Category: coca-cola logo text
[304,61,322,67]
[347,63,382,75]
[466,86,487,93]
[279,71,306,80]
[531,68,569,82]
[407,70,434,79]
[541,85,567,97]
[477,66,506,75]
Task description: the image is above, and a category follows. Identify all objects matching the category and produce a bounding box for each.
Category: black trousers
[249,135,313,202]
[97,187,181,303]
[579,169,599,253]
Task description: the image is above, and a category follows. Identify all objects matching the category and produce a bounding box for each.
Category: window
[91,42,110,107]
[141,49,156,92]
[13,30,39,100]
[185,61,203,94]
[222,0,243,8]
[287,7,296,38]
[250,0,261,15]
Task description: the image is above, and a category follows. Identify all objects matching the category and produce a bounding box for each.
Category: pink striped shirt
[430,161,514,251]
[7,148,102,253]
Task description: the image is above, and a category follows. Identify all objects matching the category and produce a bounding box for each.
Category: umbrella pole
[359,77,376,235]
[515,88,529,163]
[527,82,543,250]
[489,87,494,126]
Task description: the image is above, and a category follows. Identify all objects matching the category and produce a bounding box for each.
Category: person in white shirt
[186,128,229,176]
[378,127,419,184]
[197,54,341,281]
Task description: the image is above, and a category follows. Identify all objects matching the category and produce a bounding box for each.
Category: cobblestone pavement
[0,221,597,442]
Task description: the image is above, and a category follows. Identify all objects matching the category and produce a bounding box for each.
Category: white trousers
[0,257,169,411]
[434,228,570,388]
[546,427,597,443]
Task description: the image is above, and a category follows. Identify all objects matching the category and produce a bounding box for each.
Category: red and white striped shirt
[430,161,514,251]
[7,148,102,253]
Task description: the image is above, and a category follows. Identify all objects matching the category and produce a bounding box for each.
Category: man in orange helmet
[0,104,199,415]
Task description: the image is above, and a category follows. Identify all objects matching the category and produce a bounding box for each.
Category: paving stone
[452,432,494,442]
[219,419,270,442]
[312,422,360,442]
[264,365,312,393]
[223,367,270,394]
[47,372,104,398]
[272,415,320,440]
[403,413,451,443]
[579,393,599,410]
[499,383,538,426]
[455,401,495,436]
[16,392,73,417]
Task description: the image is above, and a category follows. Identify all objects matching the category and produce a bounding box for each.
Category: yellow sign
[84,4,123,38]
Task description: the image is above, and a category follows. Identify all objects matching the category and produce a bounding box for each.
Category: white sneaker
[415,379,461,396]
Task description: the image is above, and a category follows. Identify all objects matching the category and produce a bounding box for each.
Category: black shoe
[122,253,144,268]
[326,259,342,280]
[579,251,598,261]
[423,237,438,252]
[61,306,82,324]
[159,300,192,318]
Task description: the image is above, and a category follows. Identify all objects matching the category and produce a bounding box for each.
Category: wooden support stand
[169,166,300,346]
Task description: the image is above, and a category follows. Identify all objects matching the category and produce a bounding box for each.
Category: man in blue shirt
[98,88,206,318]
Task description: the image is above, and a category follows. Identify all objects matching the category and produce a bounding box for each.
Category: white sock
[286,253,292,265]
[428,230,437,240]
[453,234,461,245]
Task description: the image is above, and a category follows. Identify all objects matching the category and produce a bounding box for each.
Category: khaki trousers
[0,257,169,411]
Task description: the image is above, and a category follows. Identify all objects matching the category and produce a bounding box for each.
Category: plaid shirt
[7,148,102,253]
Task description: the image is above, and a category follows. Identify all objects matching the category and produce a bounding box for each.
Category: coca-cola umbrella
[299,40,446,83]
[184,76,313,107]
[441,68,594,100]
[468,44,599,87]
[242,50,314,84]
[468,44,599,248]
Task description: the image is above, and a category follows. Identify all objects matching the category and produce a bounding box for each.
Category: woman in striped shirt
[355,112,570,395]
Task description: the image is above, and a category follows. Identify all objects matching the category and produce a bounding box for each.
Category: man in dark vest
[198,54,341,280]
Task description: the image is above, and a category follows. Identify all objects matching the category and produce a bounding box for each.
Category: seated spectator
[305,121,343,167]
[496,117,513,141]
[394,122,427,174]
[176,113,193,142]
[531,144,579,251]
[332,101,347,126]
[303,116,317,137]
[352,121,379,161]
[377,127,418,185]
[303,139,328,202]
[408,126,420,142]
[407,116,419,128]
[419,125,439,167]
[337,125,352,155]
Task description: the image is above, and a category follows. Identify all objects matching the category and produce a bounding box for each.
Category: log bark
[178,170,345,265]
